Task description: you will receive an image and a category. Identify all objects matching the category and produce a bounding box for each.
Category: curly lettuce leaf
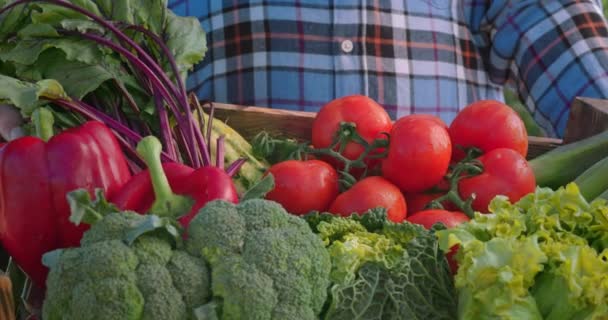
[437,183,608,320]
[455,236,547,320]
[313,211,457,320]
[532,245,608,320]
[327,231,404,284]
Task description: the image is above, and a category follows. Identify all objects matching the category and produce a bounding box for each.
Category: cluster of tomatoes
[263,95,536,232]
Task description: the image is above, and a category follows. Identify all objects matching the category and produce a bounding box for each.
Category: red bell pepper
[111,136,239,227]
[0,121,131,286]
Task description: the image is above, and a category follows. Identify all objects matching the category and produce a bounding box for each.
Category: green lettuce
[437,183,608,320]
[306,209,458,320]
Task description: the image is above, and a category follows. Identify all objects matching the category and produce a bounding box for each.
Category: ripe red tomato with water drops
[382,114,452,193]
[459,148,536,213]
[404,179,455,215]
[265,160,339,215]
[406,209,469,229]
[449,100,528,162]
[405,191,457,216]
[407,209,470,274]
[328,176,407,223]
[312,95,392,170]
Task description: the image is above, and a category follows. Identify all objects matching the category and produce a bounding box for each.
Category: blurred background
[506,0,608,137]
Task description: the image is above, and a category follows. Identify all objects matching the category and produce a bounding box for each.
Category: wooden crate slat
[211,103,315,141]
[564,97,608,144]
[527,136,563,159]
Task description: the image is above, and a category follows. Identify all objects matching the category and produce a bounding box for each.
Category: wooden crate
[209,97,608,159]
[209,96,608,159]
[208,100,608,160]
[564,97,608,143]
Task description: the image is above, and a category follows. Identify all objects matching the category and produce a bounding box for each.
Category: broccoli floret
[188,199,332,320]
[80,211,147,245]
[42,212,211,320]
[206,255,278,319]
[43,240,144,320]
[167,251,211,307]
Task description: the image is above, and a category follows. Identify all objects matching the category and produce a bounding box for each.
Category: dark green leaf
[130,0,167,35]
[41,249,64,269]
[124,215,182,246]
[0,37,103,66]
[60,18,105,33]
[0,74,66,115]
[0,1,32,42]
[0,58,16,77]
[16,49,118,99]
[351,207,388,232]
[240,173,275,202]
[303,211,337,233]
[17,23,59,38]
[31,1,102,25]
[67,188,119,226]
[165,11,207,81]
[94,0,135,23]
[0,39,46,65]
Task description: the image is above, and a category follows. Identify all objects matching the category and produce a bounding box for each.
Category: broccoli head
[187,199,332,320]
[42,199,331,320]
[42,211,211,320]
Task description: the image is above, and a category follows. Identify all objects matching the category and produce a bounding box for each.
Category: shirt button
[341,40,354,53]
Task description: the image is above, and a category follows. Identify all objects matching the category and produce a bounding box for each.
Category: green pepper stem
[136,136,194,217]
[32,107,54,141]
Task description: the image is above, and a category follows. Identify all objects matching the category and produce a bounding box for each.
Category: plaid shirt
[168,0,608,138]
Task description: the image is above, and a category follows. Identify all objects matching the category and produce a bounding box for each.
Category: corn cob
[193,109,270,195]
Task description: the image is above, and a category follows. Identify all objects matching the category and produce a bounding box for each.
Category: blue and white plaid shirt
[168,0,608,138]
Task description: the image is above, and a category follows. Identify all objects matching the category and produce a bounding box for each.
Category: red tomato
[449,100,528,161]
[382,114,452,193]
[407,209,470,274]
[405,191,457,216]
[265,160,339,215]
[405,192,442,216]
[312,95,392,170]
[459,148,536,213]
[406,209,469,229]
[404,178,455,215]
[329,176,407,223]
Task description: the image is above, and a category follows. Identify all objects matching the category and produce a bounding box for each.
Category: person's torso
[169,0,504,123]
